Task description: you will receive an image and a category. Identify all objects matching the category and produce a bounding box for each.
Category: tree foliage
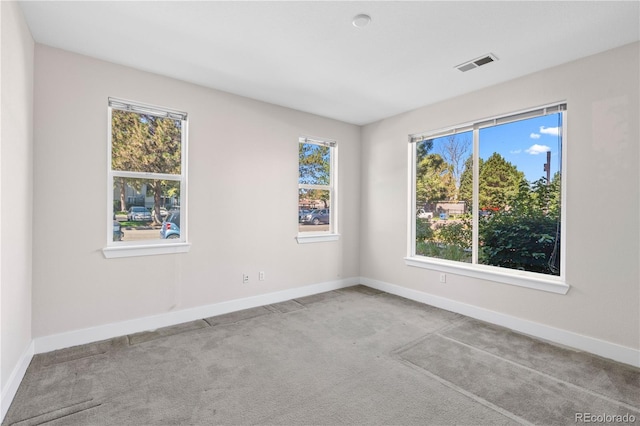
[479,153,525,211]
[415,140,561,276]
[111,110,182,221]
[438,134,471,193]
[478,173,561,275]
[299,143,331,208]
[416,153,456,204]
[458,155,474,208]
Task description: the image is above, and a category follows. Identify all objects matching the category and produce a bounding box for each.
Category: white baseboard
[360,277,640,368]
[13,274,612,425]
[34,277,359,354]
[1,340,34,422]
[5,275,638,424]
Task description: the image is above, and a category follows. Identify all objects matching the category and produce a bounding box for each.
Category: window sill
[404,256,569,294]
[296,233,340,244]
[103,242,191,259]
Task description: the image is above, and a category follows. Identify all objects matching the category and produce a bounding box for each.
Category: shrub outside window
[407,103,567,293]
[103,98,189,258]
[297,136,338,243]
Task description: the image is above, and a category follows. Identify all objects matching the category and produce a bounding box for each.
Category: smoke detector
[455,53,499,72]
[352,14,372,28]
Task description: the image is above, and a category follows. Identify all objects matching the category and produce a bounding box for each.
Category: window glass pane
[415,132,473,262]
[299,143,330,185]
[112,177,181,242]
[112,109,182,175]
[478,113,562,275]
[298,189,330,233]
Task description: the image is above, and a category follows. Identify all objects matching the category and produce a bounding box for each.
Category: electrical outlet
[439,273,447,283]
[243,274,249,284]
[259,271,265,281]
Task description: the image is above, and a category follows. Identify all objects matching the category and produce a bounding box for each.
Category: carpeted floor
[4,285,639,425]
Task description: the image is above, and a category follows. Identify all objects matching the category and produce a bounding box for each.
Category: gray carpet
[4,286,639,425]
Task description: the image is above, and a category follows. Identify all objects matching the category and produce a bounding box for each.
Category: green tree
[479,153,525,211]
[111,110,144,211]
[111,110,182,222]
[478,171,562,276]
[458,155,474,209]
[416,139,434,163]
[299,143,331,208]
[416,153,456,205]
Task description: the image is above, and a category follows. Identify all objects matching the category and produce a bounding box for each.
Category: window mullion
[472,126,480,265]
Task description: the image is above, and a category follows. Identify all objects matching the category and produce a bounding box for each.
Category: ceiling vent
[455,53,499,72]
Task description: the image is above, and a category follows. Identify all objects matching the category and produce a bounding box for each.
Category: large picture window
[104,98,189,258]
[408,103,567,292]
[297,136,338,243]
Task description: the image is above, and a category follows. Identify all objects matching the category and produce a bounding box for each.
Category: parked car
[160,210,181,239]
[298,209,311,222]
[417,209,433,219]
[301,208,330,225]
[127,206,152,222]
[113,221,124,241]
[151,207,169,221]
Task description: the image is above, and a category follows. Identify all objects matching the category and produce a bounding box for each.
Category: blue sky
[480,113,562,182]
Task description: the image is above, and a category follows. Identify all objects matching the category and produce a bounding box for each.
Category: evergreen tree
[478,153,525,211]
[299,143,331,208]
[111,110,182,222]
[416,153,456,205]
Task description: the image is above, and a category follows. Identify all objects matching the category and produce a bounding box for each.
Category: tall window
[105,98,188,257]
[409,103,566,290]
[298,137,337,241]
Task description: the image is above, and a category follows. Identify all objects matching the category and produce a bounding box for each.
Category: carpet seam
[37,351,108,368]
[394,356,533,426]
[435,333,640,413]
[8,398,98,426]
[32,403,102,426]
[390,320,467,357]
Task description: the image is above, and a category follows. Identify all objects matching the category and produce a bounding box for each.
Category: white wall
[32,45,361,338]
[1,0,33,400]
[361,42,640,351]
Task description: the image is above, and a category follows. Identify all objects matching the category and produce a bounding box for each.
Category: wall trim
[360,277,640,368]
[16,273,638,424]
[33,277,359,354]
[1,340,34,422]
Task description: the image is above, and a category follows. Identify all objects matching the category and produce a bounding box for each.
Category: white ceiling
[19,1,640,125]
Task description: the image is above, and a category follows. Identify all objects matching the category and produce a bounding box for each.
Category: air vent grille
[456,53,498,72]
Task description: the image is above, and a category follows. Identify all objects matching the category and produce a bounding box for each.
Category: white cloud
[530,133,541,139]
[525,144,551,155]
[539,126,560,136]
[510,149,522,154]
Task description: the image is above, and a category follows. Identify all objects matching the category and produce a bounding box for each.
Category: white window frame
[406,102,568,294]
[103,98,190,258]
[296,136,339,244]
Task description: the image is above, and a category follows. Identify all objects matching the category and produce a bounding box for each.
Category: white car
[127,206,152,222]
[417,209,433,219]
